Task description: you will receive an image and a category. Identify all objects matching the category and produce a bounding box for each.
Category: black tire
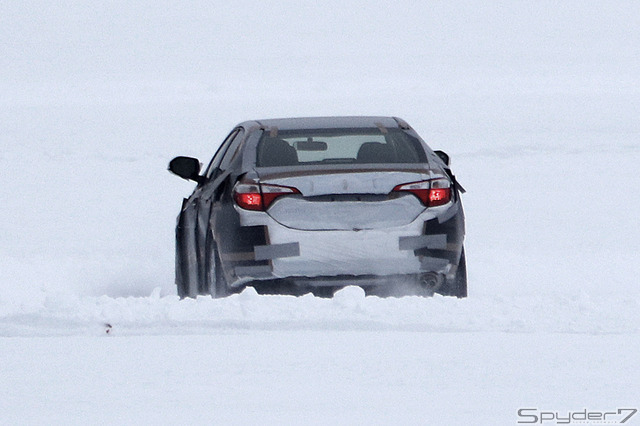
[441,247,468,298]
[175,242,187,297]
[176,222,198,298]
[176,279,187,298]
[205,232,230,298]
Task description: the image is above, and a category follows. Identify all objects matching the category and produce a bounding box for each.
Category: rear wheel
[205,232,230,298]
[440,247,467,298]
[176,221,199,298]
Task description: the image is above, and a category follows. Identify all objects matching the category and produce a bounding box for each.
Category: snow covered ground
[1,2,639,424]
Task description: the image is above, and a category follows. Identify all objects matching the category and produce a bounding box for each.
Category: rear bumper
[266,227,441,278]
[224,199,464,288]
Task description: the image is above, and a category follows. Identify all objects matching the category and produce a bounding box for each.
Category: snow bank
[2,286,638,337]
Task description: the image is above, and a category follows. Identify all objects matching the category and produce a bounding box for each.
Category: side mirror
[434,150,450,166]
[168,156,203,183]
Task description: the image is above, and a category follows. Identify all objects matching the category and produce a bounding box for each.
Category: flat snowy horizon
[1,2,639,424]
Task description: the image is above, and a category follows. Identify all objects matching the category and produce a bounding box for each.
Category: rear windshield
[256,128,427,167]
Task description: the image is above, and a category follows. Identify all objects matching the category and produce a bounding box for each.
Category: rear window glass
[256,128,427,167]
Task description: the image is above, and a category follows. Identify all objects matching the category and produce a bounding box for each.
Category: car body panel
[266,194,425,231]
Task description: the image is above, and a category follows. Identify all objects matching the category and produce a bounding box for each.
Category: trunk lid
[257,168,436,231]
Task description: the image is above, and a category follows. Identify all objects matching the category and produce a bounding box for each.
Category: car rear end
[226,119,465,294]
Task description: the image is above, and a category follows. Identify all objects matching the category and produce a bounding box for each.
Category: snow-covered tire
[205,232,229,298]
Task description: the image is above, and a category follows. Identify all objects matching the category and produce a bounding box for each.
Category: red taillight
[428,188,451,206]
[234,192,263,210]
[392,178,451,207]
[233,182,300,211]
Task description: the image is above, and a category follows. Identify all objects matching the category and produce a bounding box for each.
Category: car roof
[245,116,410,131]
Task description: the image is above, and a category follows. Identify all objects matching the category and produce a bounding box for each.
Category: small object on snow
[105,323,112,334]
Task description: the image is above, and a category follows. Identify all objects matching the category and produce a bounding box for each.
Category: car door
[194,128,245,286]
[176,128,241,296]
[197,128,245,248]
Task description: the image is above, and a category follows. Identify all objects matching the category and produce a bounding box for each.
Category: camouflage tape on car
[234,265,273,277]
[437,202,459,224]
[398,234,448,251]
[254,242,301,260]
